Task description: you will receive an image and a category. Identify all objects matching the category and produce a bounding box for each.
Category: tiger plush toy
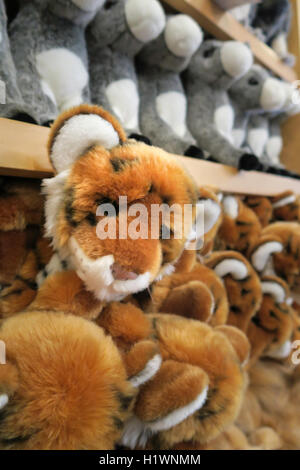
[216,195,262,257]
[205,250,262,332]
[36,104,199,307]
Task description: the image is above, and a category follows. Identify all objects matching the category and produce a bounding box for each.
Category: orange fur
[0,311,135,450]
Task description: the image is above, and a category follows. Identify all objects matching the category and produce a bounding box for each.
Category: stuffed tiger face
[251,223,300,291]
[43,105,198,302]
[247,276,293,366]
[216,195,262,256]
[205,251,262,332]
[243,195,273,228]
[270,191,300,222]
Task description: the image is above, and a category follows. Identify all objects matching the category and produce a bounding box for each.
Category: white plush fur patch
[203,199,221,234]
[271,32,288,59]
[214,105,234,142]
[155,263,175,282]
[148,386,208,432]
[0,394,8,410]
[121,386,208,449]
[156,91,188,138]
[130,354,162,388]
[260,78,285,112]
[266,136,282,164]
[267,340,292,359]
[36,48,88,112]
[272,194,296,209]
[261,281,286,303]
[68,237,151,301]
[125,0,165,43]
[36,252,68,287]
[232,128,245,148]
[121,416,153,449]
[71,0,105,12]
[251,242,283,272]
[164,14,203,58]
[229,4,251,22]
[106,79,139,131]
[248,128,268,158]
[222,196,239,219]
[42,170,70,245]
[214,259,248,280]
[50,114,119,173]
[220,41,253,78]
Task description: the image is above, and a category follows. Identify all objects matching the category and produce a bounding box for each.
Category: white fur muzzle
[68,237,151,301]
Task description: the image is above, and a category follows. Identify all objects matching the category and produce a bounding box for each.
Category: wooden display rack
[1,0,300,194]
[1,117,300,196]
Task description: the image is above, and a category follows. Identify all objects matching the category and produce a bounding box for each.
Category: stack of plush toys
[1,102,300,450]
[1,0,300,177]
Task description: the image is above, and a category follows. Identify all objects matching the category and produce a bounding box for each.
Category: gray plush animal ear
[48,105,127,173]
[214,258,248,280]
[125,0,166,42]
[164,14,203,58]
[220,41,253,78]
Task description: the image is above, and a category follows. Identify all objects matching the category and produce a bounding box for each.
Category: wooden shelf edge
[163,0,297,82]
[1,117,300,196]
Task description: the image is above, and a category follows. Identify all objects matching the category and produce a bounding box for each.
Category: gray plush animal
[0,0,37,122]
[229,64,286,155]
[136,14,203,155]
[185,39,258,169]
[251,0,294,66]
[87,0,166,135]
[251,81,300,166]
[9,0,104,125]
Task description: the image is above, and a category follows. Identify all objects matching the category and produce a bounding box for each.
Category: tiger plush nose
[111,262,138,281]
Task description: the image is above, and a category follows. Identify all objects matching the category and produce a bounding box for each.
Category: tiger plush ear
[209,253,249,281]
[261,276,288,303]
[222,195,239,219]
[48,104,127,173]
[250,235,283,274]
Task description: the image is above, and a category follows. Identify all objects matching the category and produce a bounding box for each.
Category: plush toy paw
[128,133,152,145]
[123,314,247,449]
[160,280,215,322]
[97,302,162,387]
[238,154,261,171]
[0,311,136,450]
[184,145,205,159]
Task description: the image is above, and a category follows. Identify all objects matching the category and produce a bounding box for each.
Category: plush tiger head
[0,311,135,450]
[247,276,294,367]
[205,251,262,332]
[216,195,262,256]
[251,223,300,291]
[43,105,198,302]
[243,194,273,228]
[270,191,300,222]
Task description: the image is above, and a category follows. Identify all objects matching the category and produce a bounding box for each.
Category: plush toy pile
[1,103,300,450]
[1,0,300,178]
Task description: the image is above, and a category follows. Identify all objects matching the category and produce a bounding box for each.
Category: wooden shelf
[1,118,300,196]
[163,0,297,82]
